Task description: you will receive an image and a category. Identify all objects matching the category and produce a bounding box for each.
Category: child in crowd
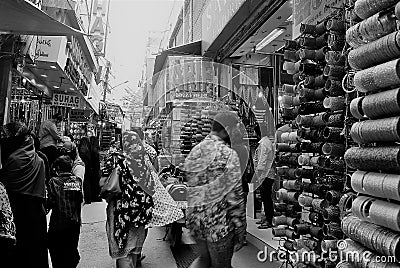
[47,155,83,268]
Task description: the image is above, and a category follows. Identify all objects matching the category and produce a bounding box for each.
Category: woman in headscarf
[104,131,184,268]
[0,122,48,268]
[105,131,154,268]
[79,137,92,204]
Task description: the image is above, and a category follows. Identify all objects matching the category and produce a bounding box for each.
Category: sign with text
[293,0,343,39]
[202,0,246,53]
[52,93,81,108]
[90,0,110,55]
[35,36,63,63]
[70,109,91,122]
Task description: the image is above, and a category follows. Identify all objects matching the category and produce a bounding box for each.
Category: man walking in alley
[184,111,246,268]
[39,113,63,166]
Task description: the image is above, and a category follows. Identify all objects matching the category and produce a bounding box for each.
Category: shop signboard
[52,93,81,108]
[70,109,91,122]
[293,0,343,39]
[202,0,247,53]
[167,56,215,100]
[90,0,110,56]
[35,36,66,63]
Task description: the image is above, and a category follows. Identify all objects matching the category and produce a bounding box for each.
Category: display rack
[275,5,349,268]
[339,0,400,267]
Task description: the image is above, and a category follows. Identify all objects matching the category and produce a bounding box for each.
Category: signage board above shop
[52,93,81,108]
[70,109,91,122]
[293,0,343,39]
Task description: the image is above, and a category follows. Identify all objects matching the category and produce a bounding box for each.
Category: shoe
[255,219,265,225]
[257,222,272,229]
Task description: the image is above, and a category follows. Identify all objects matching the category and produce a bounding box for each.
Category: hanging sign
[292,0,343,39]
[52,93,81,108]
[70,109,90,122]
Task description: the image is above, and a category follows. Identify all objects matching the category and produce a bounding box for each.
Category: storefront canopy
[153,41,202,77]
[0,0,84,36]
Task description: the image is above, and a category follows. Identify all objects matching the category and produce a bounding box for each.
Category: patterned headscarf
[113,132,156,249]
[122,132,156,196]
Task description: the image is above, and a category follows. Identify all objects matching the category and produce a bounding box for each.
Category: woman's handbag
[99,166,121,199]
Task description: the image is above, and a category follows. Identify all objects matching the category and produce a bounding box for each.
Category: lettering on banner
[52,93,81,108]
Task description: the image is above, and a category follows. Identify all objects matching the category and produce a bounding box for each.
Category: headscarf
[113,132,155,249]
[0,122,46,198]
[122,132,156,196]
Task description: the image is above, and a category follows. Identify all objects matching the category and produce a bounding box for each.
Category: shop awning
[0,0,84,36]
[153,41,202,77]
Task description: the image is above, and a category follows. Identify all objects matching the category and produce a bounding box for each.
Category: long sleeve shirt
[184,134,246,242]
[253,136,276,181]
[39,120,61,149]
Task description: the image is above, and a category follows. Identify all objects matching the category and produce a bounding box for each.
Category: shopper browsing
[39,113,63,166]
[184,111,246,268]
[47,155,83,268]
[253,122,276,229]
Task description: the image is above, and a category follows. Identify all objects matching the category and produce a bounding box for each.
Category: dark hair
[52,113,63,122]
[53,155,73,173]
[211,112,239,132]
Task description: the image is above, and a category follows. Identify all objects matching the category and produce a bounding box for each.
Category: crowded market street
[2,0,400,268]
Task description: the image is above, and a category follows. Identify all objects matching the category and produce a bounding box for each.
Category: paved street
[76,202,282,268]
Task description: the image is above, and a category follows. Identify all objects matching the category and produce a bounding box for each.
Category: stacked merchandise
[339,1,400,267]
[180,109,214,155]
[69,122,87,142]
[275,10,349,268]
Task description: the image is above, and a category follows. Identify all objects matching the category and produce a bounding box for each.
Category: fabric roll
[342,215,400,261]
[345,146,400,173]
[362,88,400,119]
[322,143,346,156]
[324,97,346,111]
[354,59,400,93]
[348,31,400,70]
[355,0,399,20]
[305,75,326,88]
[350,97,365,119]
[325,79,344,97]
[350,117,400,144]
[351,170,400,201]
[346,13,397,48]
[352,196,400,232]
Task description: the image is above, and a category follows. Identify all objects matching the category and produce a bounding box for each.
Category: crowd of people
[0,110,276,268]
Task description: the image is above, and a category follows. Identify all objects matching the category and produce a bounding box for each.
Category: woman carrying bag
[102,131,183,268]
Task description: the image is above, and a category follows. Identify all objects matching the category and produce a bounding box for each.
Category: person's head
[135,128,144,140]
[60,141,78,160]
[52,113,63,125]
[211,111,239,144]
[53,155,73,174]
[1,121,30,161]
